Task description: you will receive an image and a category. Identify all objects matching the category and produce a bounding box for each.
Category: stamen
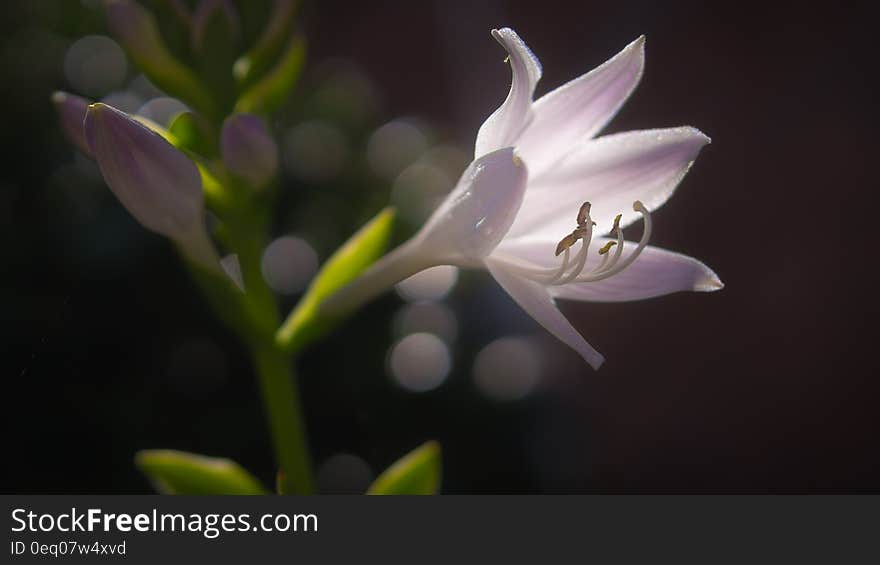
[573,201,651,283]
[594,216,625,275]
[553,223,592,285]
[542,247,570,284]
[598,241,617,255]
[577,202,591,226]
[555,230,580,256]
[492,201,652,288]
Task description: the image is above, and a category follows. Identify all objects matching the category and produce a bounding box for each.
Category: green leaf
[235,35,306,115]
[367,442,442,495]
[129,115,232,213]
[136,450,268,495]
[192,1,240,111]
[105,0,217,120]
[275,207,395,354]
[169,112,218,157]
[234,0,300,88]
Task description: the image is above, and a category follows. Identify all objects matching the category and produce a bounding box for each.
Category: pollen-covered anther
[576,201,591,226]
[500,200,652,287]
[598,241,617,255]
[555,231,580,256]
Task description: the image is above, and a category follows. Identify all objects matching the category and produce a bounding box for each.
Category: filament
[497,201,652,288]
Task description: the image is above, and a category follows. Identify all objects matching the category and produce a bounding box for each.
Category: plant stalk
[253,343,314,495]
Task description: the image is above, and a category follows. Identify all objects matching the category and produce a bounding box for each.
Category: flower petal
[486,257,604,369]
[495,236,723,302]
[51,91,92,156]
[474,28,542,159]
[85,103,203,239]
[515,36,645,176]
[221,113,279,189]
[507,126,710,240]
[84,102,219,269]
[418,147,528,263]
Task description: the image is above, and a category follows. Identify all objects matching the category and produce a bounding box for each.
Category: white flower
[326,28,722,369]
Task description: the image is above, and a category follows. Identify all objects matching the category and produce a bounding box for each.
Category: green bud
[103,0,217,119]
[136,450,268,495]
[235,34,305,116]
[367,442,442,495]
[276,208,395,355]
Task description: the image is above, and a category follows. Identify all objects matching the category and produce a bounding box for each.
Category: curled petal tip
[696,268,724,292]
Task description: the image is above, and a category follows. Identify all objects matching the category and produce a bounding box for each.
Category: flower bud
[84,102,219,270]
[51,91,92,157]
[103,0,215,118]
[233,0,298,85]
[221,114,279,189]
[192,0,240,54]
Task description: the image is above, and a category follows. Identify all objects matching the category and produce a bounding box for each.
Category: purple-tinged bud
[221,113,279,189]
[51,91,92,157]
[192,0,240,53]
[84,102,219,270]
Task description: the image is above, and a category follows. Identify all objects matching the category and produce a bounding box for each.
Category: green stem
[207,203,316,495]
[253,344,315,495]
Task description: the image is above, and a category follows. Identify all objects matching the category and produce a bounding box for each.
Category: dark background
[2,0,877,493]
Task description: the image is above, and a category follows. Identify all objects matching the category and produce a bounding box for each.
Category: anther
[577,202,592,226]
[598,241,617,255]
[494,200,651,288]
[555,231,580,256]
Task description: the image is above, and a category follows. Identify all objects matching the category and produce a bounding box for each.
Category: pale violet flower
[83,102,220,271]
[221,113,279,189]
[326,28,722,369]
[51,91,92,157]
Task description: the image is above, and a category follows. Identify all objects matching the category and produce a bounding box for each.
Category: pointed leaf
[104,0,217,119]
[235,35,306,115]
[234,0,300,87]
[367,441,441,495]
[276,207,395,354]
[136,450,268,495]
